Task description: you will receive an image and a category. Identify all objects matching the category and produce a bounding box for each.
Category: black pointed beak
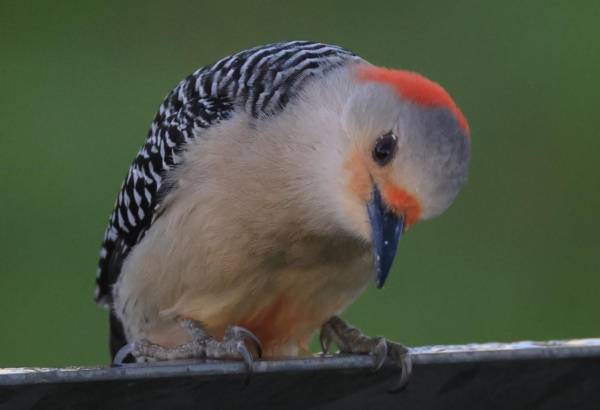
[367,185,404,288]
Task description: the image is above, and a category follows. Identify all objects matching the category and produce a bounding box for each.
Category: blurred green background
[1,1,599,367]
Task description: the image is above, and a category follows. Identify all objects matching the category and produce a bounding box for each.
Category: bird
[96,41,470,388]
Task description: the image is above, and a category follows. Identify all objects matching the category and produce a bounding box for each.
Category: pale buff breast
[115,218,373,357]
[111,74,378,356]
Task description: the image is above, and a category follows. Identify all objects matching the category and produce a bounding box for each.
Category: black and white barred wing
[96,41,360,305]
[95,94,233,304]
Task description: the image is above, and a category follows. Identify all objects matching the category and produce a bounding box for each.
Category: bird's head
[327,64,471,288]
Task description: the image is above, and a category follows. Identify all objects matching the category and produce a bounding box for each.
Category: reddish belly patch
[238,296,317,355]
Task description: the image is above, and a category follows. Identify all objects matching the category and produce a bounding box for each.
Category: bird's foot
[320,316,412,391]
[114,319,262,374]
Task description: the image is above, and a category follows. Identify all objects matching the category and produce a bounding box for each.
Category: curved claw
[235,340,254,384]
[320,330,331,355]
[113,343,134,366]
[229,326,263,358]
[237,341,253,371]
[370,339,412,392]
[372,338,388,372]
[388,353,413,393]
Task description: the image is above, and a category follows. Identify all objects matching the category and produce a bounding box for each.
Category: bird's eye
[372,132,398,166]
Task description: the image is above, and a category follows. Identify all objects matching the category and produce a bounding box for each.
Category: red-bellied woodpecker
[96,41,470,388]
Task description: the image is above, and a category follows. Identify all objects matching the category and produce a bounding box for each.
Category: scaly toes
[318,316,412,392]
[113,338,179,364]
[113,323,263,373]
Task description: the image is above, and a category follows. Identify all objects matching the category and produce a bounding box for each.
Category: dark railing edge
[1,338,599,387]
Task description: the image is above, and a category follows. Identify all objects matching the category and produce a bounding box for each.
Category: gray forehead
[395,102,471,197]
[398,103,469,162]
